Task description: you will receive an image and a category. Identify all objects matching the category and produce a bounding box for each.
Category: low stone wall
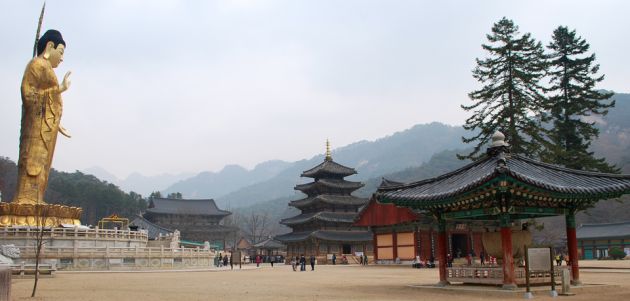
[2,226,216,271]
[15,245,216,270]
[1,226,147,249]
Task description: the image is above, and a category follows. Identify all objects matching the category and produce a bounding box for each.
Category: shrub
[609,247,626,260]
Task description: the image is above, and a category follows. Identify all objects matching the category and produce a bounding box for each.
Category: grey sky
[1,0,628,178]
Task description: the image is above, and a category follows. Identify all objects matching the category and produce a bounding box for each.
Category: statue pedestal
[0,202,81,227]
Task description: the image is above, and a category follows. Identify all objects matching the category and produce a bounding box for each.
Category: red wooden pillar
[414,228,419,259]
[373,232,378,261]
[500,214,517,290]
[437,218,449,286]
[392,229,398,260]
[566,212,581,285]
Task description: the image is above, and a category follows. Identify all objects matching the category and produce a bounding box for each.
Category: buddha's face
[47,42,65,68]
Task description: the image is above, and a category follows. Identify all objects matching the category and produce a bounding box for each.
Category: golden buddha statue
[0,29,82,226]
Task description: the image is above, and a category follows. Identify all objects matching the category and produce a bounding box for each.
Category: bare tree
[31,205,50,297]
[245,212,271,244]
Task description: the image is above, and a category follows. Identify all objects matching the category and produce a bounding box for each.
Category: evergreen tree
[460,17,547,159]
[543,26,617,172]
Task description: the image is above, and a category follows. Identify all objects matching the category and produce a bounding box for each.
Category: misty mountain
[215,122,468,208]
[82,166,194,197]
[230,93,630,236]
[161,160,292,199]
[230,147,473,236]
[591,92,630,172]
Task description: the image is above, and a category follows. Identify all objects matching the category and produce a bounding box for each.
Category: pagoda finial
[325,139,332,161]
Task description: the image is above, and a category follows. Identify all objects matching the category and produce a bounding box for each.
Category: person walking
[364,254,368,265]
[299,255,306,271]
[256,255,261,267]
[480,251,485,265]
[332,253,336,265]
[270,255,275,267]
[223,254,229,267]
[291,256,297,271]
[310,255,316,271]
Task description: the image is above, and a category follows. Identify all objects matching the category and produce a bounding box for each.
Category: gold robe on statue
[13,57,64,204]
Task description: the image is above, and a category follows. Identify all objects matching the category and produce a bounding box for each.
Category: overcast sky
[0,0,628,179]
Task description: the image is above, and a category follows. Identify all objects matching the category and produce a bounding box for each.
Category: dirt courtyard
[10,262,630,301]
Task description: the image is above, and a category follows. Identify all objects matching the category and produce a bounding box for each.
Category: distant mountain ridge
[162,160,292,199]
[82,166,194,197]
[215,122,468,208]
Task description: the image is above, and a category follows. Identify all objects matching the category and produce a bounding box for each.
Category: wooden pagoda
[276,141,372,262]
[375,131,630,288]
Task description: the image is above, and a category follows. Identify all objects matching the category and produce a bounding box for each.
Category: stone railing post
[0,265,11,301]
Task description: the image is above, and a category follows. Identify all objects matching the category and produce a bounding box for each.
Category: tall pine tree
[460,18,547,159]
[543,26,617,172]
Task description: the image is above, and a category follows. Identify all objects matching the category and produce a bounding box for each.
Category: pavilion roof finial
[325,139,332,161]
[487,130,510,156]
[490,131,509,148]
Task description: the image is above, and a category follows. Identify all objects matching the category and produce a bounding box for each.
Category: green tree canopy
[461,17,547,159]
[542,26,617,172]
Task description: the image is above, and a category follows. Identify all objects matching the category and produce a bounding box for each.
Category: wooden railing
[1,226,148,242]
[447,266,569,285]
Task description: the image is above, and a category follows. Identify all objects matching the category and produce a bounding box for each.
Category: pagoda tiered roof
[277,143,371,245]
[275,230,372,243]
[289,195,368,209]
[301,159,358,179]
[375,133,630,221]
[280,211,358,226]
[295,179,364,196]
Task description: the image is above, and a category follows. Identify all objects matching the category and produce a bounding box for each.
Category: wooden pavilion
[374,132,630,288]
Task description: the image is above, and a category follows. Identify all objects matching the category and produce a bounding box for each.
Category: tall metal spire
[33,2,46,57]
[325,139,332,161]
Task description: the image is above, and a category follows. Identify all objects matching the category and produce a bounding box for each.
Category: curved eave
[295,179,364,193]
[275,230,372,243]
[280,212,357,226]
[289,195,368,209]
[301,160,357,178]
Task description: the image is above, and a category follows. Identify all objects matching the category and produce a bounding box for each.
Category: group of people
[358,254,369,265]
[290,255,316,271]
[412,256,436,268]
[216,253,234,269]
[555,253,570,266]
[330,253,349,265]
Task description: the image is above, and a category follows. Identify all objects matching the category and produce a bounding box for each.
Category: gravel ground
[9,261,630,301]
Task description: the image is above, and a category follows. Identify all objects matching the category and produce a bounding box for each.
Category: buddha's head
[37,29,66,68]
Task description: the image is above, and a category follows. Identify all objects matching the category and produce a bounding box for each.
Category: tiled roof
[577,222,630,240]
[295,179,364,194]
[290,195,368,209]
[146,198,232,216]
[275,230,372,243]
[253,238,285,249]
[377,153,630,204]
[301,160,357,178]
[130,216,173,239]
[280,211,358,226]
[378,178,404,189]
